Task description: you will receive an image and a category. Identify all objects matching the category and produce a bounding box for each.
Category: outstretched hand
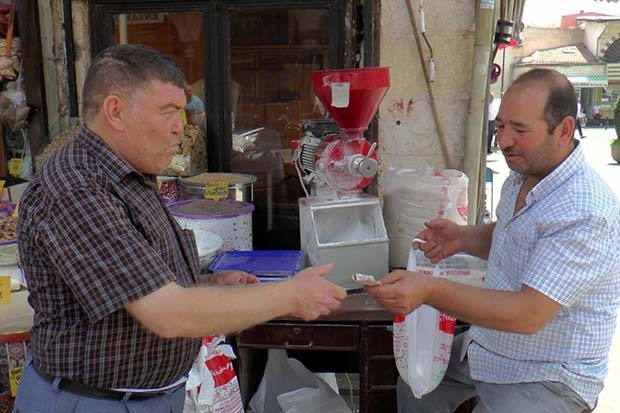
[287,264,347,321]
[364,270,432,316]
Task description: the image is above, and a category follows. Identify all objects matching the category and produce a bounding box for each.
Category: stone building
[494,14,620,124]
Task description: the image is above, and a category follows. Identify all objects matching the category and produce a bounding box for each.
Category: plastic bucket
[168,199,254,251]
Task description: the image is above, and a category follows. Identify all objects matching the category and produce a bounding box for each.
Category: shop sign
[115,13,165,25]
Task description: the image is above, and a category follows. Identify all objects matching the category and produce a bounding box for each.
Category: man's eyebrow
[495,116,529,129]
[509,120,529,129]
[159,102,184,111]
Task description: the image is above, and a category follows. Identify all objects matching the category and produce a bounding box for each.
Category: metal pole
[463,0,496,224]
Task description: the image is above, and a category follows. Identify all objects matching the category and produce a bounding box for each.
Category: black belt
[33,364,184,401]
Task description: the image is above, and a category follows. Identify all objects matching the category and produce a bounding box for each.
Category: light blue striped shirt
[468,142,620,408]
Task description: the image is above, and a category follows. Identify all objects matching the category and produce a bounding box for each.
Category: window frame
[88,0,357,172]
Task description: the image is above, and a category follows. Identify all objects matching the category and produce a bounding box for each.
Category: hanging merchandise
[0,60,28,132]
[0,33,27,132]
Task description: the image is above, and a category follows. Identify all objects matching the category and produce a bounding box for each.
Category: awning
[567,74,608,88]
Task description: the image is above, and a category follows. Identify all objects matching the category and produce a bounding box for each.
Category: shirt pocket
[498,220,536,285]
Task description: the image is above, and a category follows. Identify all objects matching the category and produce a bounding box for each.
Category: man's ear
[556,115,575,143]
[101,95,126,132]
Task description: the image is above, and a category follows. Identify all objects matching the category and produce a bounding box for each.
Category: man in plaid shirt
[14,44,346,413]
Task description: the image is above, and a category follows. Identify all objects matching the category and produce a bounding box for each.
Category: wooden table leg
[359,321,369,413]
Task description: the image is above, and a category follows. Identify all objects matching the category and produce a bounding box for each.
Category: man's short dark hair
[82,44,187,122]
[512,68,577,135]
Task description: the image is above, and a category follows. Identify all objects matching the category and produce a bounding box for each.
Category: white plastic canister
[168,199,254,251]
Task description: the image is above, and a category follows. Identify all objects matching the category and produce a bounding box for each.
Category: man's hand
[286,264,347,320]
[364,270,432,316]
[414,219,466,263]
[201,271,260,285]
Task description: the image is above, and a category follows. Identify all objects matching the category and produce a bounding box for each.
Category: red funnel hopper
[313,67,390,138]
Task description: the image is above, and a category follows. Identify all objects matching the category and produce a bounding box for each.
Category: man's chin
[506,163,526,175]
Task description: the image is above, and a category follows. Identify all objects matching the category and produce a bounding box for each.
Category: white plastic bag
[383,168,468,269]
[184,335,244,413]
[249,349,351,413]
[414,249,487,288]
[392,244,456,399]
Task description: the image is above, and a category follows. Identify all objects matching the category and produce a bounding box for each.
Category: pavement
[485,126,620,413]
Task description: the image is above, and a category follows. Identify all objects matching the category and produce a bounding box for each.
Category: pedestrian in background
[184,84,206,126]
[487,92,500,154]
[592,103,602,126]
[576,101,586,139]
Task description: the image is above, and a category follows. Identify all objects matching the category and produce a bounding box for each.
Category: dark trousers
[575,117,583,137]
[487,120,496,152]
[13,355,186,413]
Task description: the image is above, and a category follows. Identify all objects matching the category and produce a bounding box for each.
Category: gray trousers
[397,333,590,413]
[13,357,185,413]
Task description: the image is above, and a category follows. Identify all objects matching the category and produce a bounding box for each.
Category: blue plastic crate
[208,250,304,278]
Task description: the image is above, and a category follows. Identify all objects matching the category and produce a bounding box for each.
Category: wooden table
[234,292,399,413]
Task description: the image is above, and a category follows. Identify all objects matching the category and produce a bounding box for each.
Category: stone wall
[378,0,475,173]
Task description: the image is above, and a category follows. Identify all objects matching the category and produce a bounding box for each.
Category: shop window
[229,8,332,248]
[90,1,365,250]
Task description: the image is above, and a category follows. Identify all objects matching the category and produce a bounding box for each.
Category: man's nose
[172,111,184,134]
[496,129,513,148]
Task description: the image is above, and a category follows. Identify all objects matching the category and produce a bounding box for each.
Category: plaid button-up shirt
[468,142,620,408]
[18,126,201,389]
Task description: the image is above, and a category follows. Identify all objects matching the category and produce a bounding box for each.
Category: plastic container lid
[209,250,304,278]
[168,199,254,219]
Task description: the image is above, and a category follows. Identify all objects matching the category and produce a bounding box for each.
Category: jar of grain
[178,172,257,202]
